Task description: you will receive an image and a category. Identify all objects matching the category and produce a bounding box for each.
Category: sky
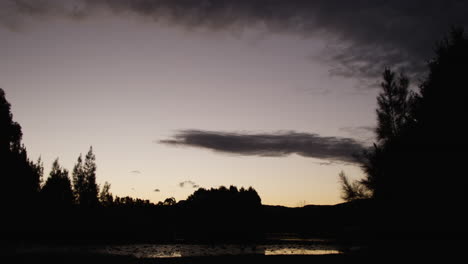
[1,0,466,206]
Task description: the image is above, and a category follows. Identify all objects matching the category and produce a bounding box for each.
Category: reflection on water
[100,243,342,258]
[265,248,341,255]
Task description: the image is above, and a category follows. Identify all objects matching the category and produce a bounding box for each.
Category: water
[99,243,342,258]
[13,237,343,258]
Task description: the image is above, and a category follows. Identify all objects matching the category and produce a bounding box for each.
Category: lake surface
[13,237,343,258]
[99,243,342,258]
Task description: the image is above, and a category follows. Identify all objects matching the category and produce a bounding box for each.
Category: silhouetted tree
[113,195,153,208]
[41,159,74,208]
[0,88,22,151]
[99,181,113,206]
[178,186,263,241]
[163,197,176,206]
[229,185,238,193]
[376,69,412,142]
[0,88,42,207]
[342,27,468,235]
[339,68,414,202]
[73,147,99,208]
[375,28,468,206]
[72,154,85,205]
[338,171,370,202]
[83,147,99,207]
[31,157,44,191]
[405,27,468,208]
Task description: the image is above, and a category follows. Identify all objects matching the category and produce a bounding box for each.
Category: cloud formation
[339,126,375,145]
[178,180,199,189]
[160,130,366,164]
[2,1,467,81]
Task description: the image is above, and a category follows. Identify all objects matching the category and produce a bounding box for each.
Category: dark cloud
[178,180,199,189]
[154,188,160,192]
[0,0,87,30]
[160,130,366,164]
[312,160,340,166]
[2,0,467,81]
[339,126,375,145]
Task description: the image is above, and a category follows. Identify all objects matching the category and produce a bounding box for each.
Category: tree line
[1,94,264,241]
[0,89,160,210]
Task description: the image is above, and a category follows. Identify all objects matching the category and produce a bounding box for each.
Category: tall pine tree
[72,147,99,207]
[72,154,85,205]
[83,146,99,208]
[375,69,412,142]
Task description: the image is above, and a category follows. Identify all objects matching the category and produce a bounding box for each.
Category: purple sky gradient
[2,0,462,206]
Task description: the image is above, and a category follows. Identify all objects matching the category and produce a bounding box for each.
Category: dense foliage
[340,28,468,234]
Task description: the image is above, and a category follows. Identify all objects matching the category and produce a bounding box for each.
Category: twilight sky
[1,0,466,206]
